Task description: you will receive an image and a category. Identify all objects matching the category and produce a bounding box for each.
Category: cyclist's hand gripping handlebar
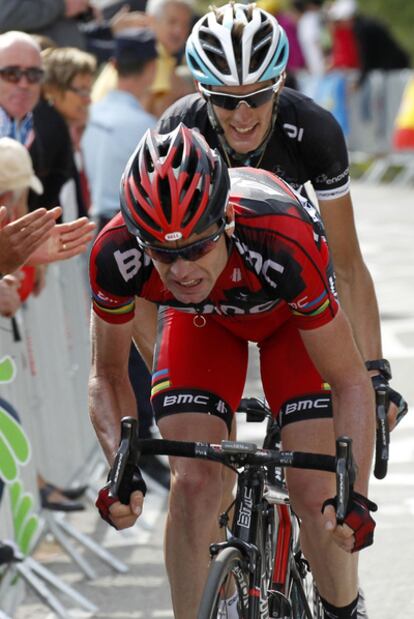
[95,417,147,528]
[335,436,356,524]
[108,416,147,504]
[323,437,377,552]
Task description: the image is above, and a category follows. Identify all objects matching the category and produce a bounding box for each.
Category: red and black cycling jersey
[90,168,338,330]
[156,88,350,201]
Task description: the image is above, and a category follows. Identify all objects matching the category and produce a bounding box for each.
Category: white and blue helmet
[185,2,289,87]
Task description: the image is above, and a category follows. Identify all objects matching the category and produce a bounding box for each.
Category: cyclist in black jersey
[90,125,377,619]
[155,2,407,436]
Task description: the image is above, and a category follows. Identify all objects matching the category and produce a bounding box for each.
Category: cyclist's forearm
[335,262,382,361]
[89,375,137,466]
[331,384,375,494]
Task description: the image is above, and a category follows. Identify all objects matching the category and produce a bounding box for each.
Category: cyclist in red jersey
[90,124,377,619]
[156,2,407,433]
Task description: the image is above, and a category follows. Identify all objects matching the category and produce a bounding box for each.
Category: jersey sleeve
[300,103,350,201]
[89,221,148,324]
[282,234,339,330]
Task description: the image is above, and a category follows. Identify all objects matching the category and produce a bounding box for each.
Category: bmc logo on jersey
[288,295,309,310]
[114,248,150,282]
[233,238,284,289]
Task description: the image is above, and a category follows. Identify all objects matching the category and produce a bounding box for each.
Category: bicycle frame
[109,413,354,619]
[211,465,271,617]
[208,415,315,618]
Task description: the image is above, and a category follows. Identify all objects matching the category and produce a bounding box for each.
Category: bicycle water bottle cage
[268,590,292,619]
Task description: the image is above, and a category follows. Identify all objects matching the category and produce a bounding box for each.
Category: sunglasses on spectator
[0,66,44,84]
[199,76,283,110]
[138,220,226,264]
[67,85,92,98]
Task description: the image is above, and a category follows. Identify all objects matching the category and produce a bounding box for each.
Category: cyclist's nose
[232,101,254,120]
[16,74,35,88]
[169,257,193,277]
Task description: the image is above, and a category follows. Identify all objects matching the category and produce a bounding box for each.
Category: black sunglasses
[0,66,44,84]
[199,78,282,111]
[138,221,226,265]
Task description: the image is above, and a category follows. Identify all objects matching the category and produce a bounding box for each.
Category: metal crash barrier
[0,256,126,618]
[298,68,414,185]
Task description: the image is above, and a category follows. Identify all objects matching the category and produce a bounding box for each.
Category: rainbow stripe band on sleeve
[291,296,330,317]
[151,368,171,397]
[92,298,135,316]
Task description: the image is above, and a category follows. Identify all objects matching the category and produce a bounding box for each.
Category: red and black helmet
[120,123,230,243]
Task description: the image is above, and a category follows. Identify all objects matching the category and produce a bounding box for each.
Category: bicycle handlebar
[109,416,356,525]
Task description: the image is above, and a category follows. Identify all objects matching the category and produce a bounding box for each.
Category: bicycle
[109,398,356,618]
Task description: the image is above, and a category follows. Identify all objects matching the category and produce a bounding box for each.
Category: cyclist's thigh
[151,307,248,435]
[260,320,336,506]
[259,319,333,429]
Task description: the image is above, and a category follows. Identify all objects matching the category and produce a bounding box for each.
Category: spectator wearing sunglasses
[156,2,407,438]
[0,31,73,215]
[40,46,96,220]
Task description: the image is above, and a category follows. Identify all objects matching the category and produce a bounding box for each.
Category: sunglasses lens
[0,67,43,84]
[142,223,225,264]
[181,239,215,261]
[145,248,176,264]
[26,68,44,83]
[207,86,276,110]
[145,238,215,264]
[0,68,19,83]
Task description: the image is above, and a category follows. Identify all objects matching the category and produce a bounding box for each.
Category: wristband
[365,358,392,381]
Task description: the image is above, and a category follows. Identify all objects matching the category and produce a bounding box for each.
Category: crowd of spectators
[0,0,411,560]
[0,0,196,517]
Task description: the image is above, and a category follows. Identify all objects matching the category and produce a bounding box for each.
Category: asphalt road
[13,180,414,619]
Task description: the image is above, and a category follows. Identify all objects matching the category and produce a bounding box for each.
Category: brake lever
[109,416,139,502]
[374,388,389,480]
[335,436,355,524]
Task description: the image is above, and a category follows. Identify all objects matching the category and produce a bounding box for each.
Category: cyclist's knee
[170,461,223,513]
[288,475,333,524]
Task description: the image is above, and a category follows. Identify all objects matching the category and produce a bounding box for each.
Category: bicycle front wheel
[197,546,250,619]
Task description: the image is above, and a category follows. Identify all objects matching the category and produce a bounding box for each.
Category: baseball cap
[0,137,43,195]
[327,0,357,21]
[114,28,158,63]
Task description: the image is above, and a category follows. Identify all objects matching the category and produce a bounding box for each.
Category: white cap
[327,0,357,21]
[0,137,43,195]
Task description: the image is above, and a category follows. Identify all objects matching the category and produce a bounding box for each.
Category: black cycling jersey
[157,88,350,201]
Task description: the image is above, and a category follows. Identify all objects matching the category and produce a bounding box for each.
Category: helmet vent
[251,24,273,72]
[200,31,227,71]
[171,141,184,168]
[143,146,155,173]
[158,176,172,223]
